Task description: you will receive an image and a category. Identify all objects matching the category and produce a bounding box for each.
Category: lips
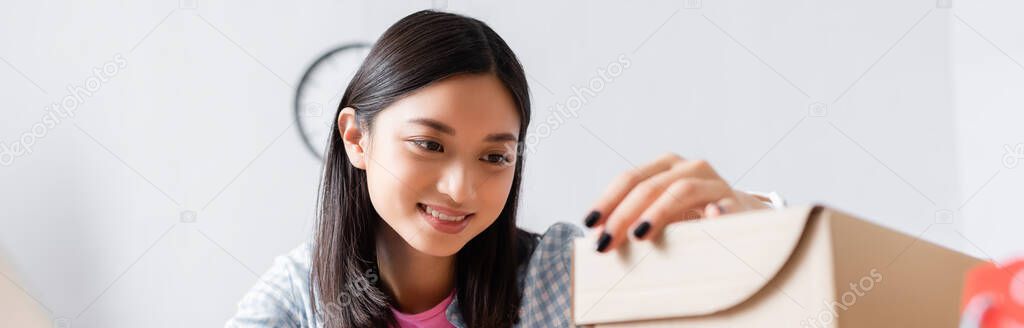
[418,203,471,221]
[417,203,474,234]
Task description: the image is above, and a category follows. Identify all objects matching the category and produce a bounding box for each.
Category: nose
[436,163,477,204]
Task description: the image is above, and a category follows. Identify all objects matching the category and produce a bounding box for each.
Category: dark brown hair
[310,10,537,327]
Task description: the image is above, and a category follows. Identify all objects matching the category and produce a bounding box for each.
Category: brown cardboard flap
[572,206,816,325]
[0,251,50,328]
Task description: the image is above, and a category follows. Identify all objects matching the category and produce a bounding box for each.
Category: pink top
[389,290,456,328]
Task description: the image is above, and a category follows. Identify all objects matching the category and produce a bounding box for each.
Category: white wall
[0,0,1004,327]
[952,0,1024,261]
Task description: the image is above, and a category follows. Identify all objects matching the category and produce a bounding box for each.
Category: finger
[584,153,682,229]
[704,202,723,218]
[704,197,741,218]
[596,165,695,251]
[630,179,733,242]
[672,158,723,181]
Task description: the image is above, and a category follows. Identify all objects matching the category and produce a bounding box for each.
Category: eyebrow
[408,118,518,142]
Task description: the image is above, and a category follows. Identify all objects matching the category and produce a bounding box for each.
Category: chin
[407,235,467,257]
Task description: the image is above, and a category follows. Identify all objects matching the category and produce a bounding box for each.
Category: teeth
[423,204,467,222]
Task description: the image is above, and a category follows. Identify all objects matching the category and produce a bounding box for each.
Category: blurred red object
[960,259,1024,328]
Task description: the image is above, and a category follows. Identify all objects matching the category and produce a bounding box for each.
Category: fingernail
[714,203,726,214]
[596,233,612,252]
[633,221,651,239]
[584,210,600,228]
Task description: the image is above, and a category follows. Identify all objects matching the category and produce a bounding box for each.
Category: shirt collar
[443,293,467,328]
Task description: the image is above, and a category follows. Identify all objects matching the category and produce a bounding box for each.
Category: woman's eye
[412,140,444,152]
[483,154,512,165]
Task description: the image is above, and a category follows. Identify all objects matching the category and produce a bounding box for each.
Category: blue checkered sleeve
[514,222,584,327]
[226,242,316,328]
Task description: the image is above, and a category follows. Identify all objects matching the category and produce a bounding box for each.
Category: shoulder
[516,222,584,327]
[515,222,583,280]
[226,241,316,328]
[532,222,583,263]
[540,222,584,245]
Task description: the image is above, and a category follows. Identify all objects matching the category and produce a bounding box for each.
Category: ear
[337,107,367,170]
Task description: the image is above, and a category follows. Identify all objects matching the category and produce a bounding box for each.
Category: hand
[583,153,770,253]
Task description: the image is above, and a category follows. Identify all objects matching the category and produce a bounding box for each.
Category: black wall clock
[294,43,371,160]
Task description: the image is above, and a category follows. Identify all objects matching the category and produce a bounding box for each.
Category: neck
[376,224,456,314]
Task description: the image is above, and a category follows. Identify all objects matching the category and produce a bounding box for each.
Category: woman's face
[342,73,521,257]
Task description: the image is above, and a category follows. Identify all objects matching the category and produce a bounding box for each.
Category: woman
[227,10,784,328]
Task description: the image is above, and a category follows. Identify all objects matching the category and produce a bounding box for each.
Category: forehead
[378,73,521,136]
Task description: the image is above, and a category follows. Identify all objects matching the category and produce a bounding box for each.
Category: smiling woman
[226,10,783,328]
[339,72,524,258]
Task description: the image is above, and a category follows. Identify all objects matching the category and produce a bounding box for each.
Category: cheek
[475,169,516,224]
[364,144,433,220]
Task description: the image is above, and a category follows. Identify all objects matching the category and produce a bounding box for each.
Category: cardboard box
[572,205,982,327]
[0,252,50,328]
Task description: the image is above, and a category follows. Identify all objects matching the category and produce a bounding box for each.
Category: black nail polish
[596,233,612,252]
[633,221,651,239]
[584,210,600,228]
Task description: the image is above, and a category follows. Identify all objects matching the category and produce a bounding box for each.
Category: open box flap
[572,206,817,325]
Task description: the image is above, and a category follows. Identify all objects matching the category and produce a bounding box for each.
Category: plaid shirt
[225,222,583,328]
